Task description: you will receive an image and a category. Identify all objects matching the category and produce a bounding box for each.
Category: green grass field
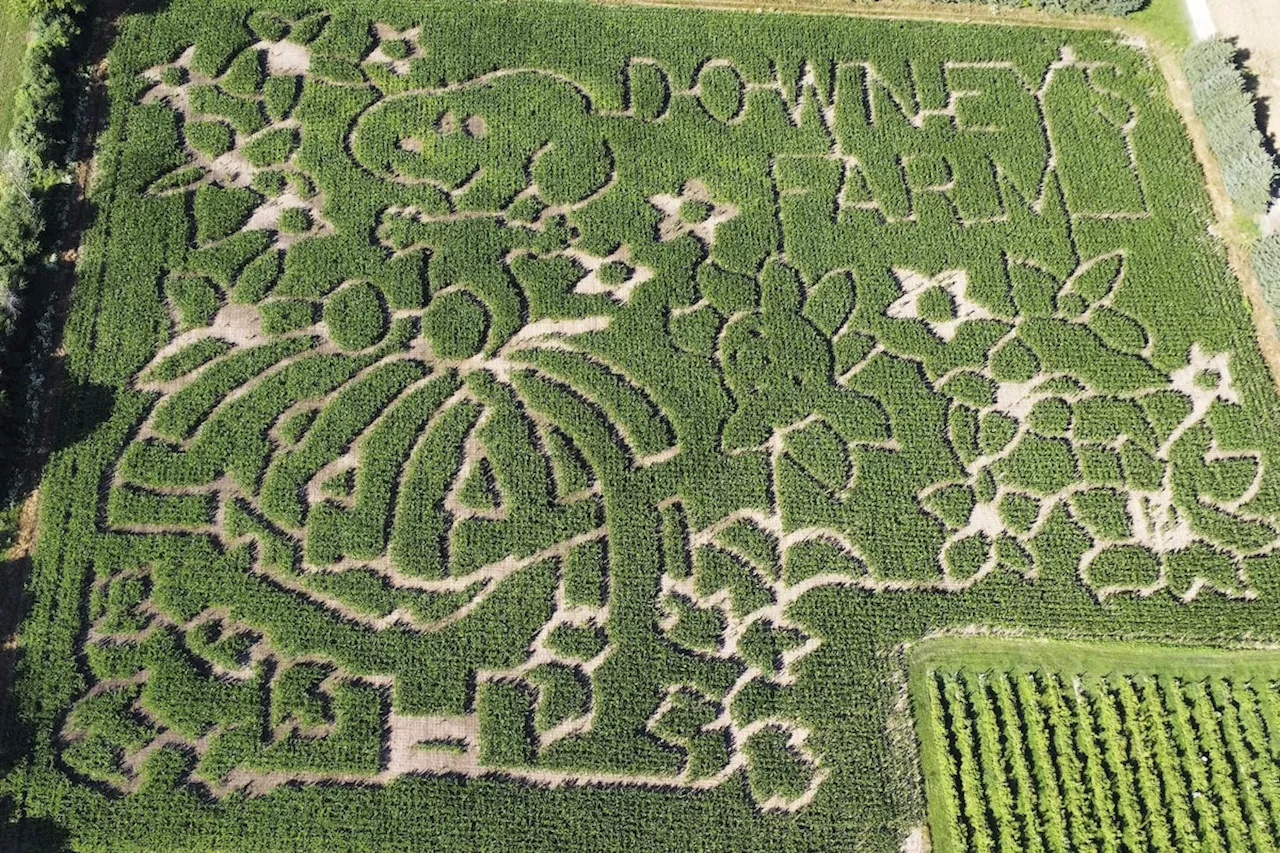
[1129,0,1192,49]
[4,0,1280,850]
[0,0,27,145]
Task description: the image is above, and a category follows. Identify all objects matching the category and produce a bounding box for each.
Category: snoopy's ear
[532,136,613,206]
[1062,252,1125,306]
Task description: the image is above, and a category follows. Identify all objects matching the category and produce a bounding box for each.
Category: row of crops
[918,650,1280,853]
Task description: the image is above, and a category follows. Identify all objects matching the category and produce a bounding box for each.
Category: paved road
[1182,0,1215,40]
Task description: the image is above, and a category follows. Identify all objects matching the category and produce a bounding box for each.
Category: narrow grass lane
[0,0,28,145]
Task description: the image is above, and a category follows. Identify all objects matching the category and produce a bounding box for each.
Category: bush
[260,298,315,334]
[263,75,299,122]
[380,39,410,61]
[1183,40,1278,216]
[221,48,264,96]
[185,120,234,158]
[247,10,289,43]
[423,289,487,358]
[193,185,260,244]
[276,206,311,233]
[242,126,298,168]
[146,338,232,382]
[0,3,86,411]
[251,168,287,197]
[164,275,220,328]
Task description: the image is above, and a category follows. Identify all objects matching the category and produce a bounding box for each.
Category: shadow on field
[0,799,71,852]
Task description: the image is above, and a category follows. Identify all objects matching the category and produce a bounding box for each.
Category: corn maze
[9,0,1280,849]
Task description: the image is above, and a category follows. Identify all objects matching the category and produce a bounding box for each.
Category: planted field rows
[915,641,1280,853]
[9,0,1280,848]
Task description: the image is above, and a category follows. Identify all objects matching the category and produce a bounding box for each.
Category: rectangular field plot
[9,0,1280,848]
[912,638,1280,853]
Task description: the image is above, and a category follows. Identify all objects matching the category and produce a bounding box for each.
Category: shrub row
[0,1,86,481]
[1183,39,1277,217]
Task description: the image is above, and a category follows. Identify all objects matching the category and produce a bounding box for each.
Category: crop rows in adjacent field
[928,667,1280,853]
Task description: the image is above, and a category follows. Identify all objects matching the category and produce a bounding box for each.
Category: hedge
[1183,39,1278,217]
[0,0,86,488]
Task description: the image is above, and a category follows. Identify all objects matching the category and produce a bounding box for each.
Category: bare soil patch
[259,39,310,76]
